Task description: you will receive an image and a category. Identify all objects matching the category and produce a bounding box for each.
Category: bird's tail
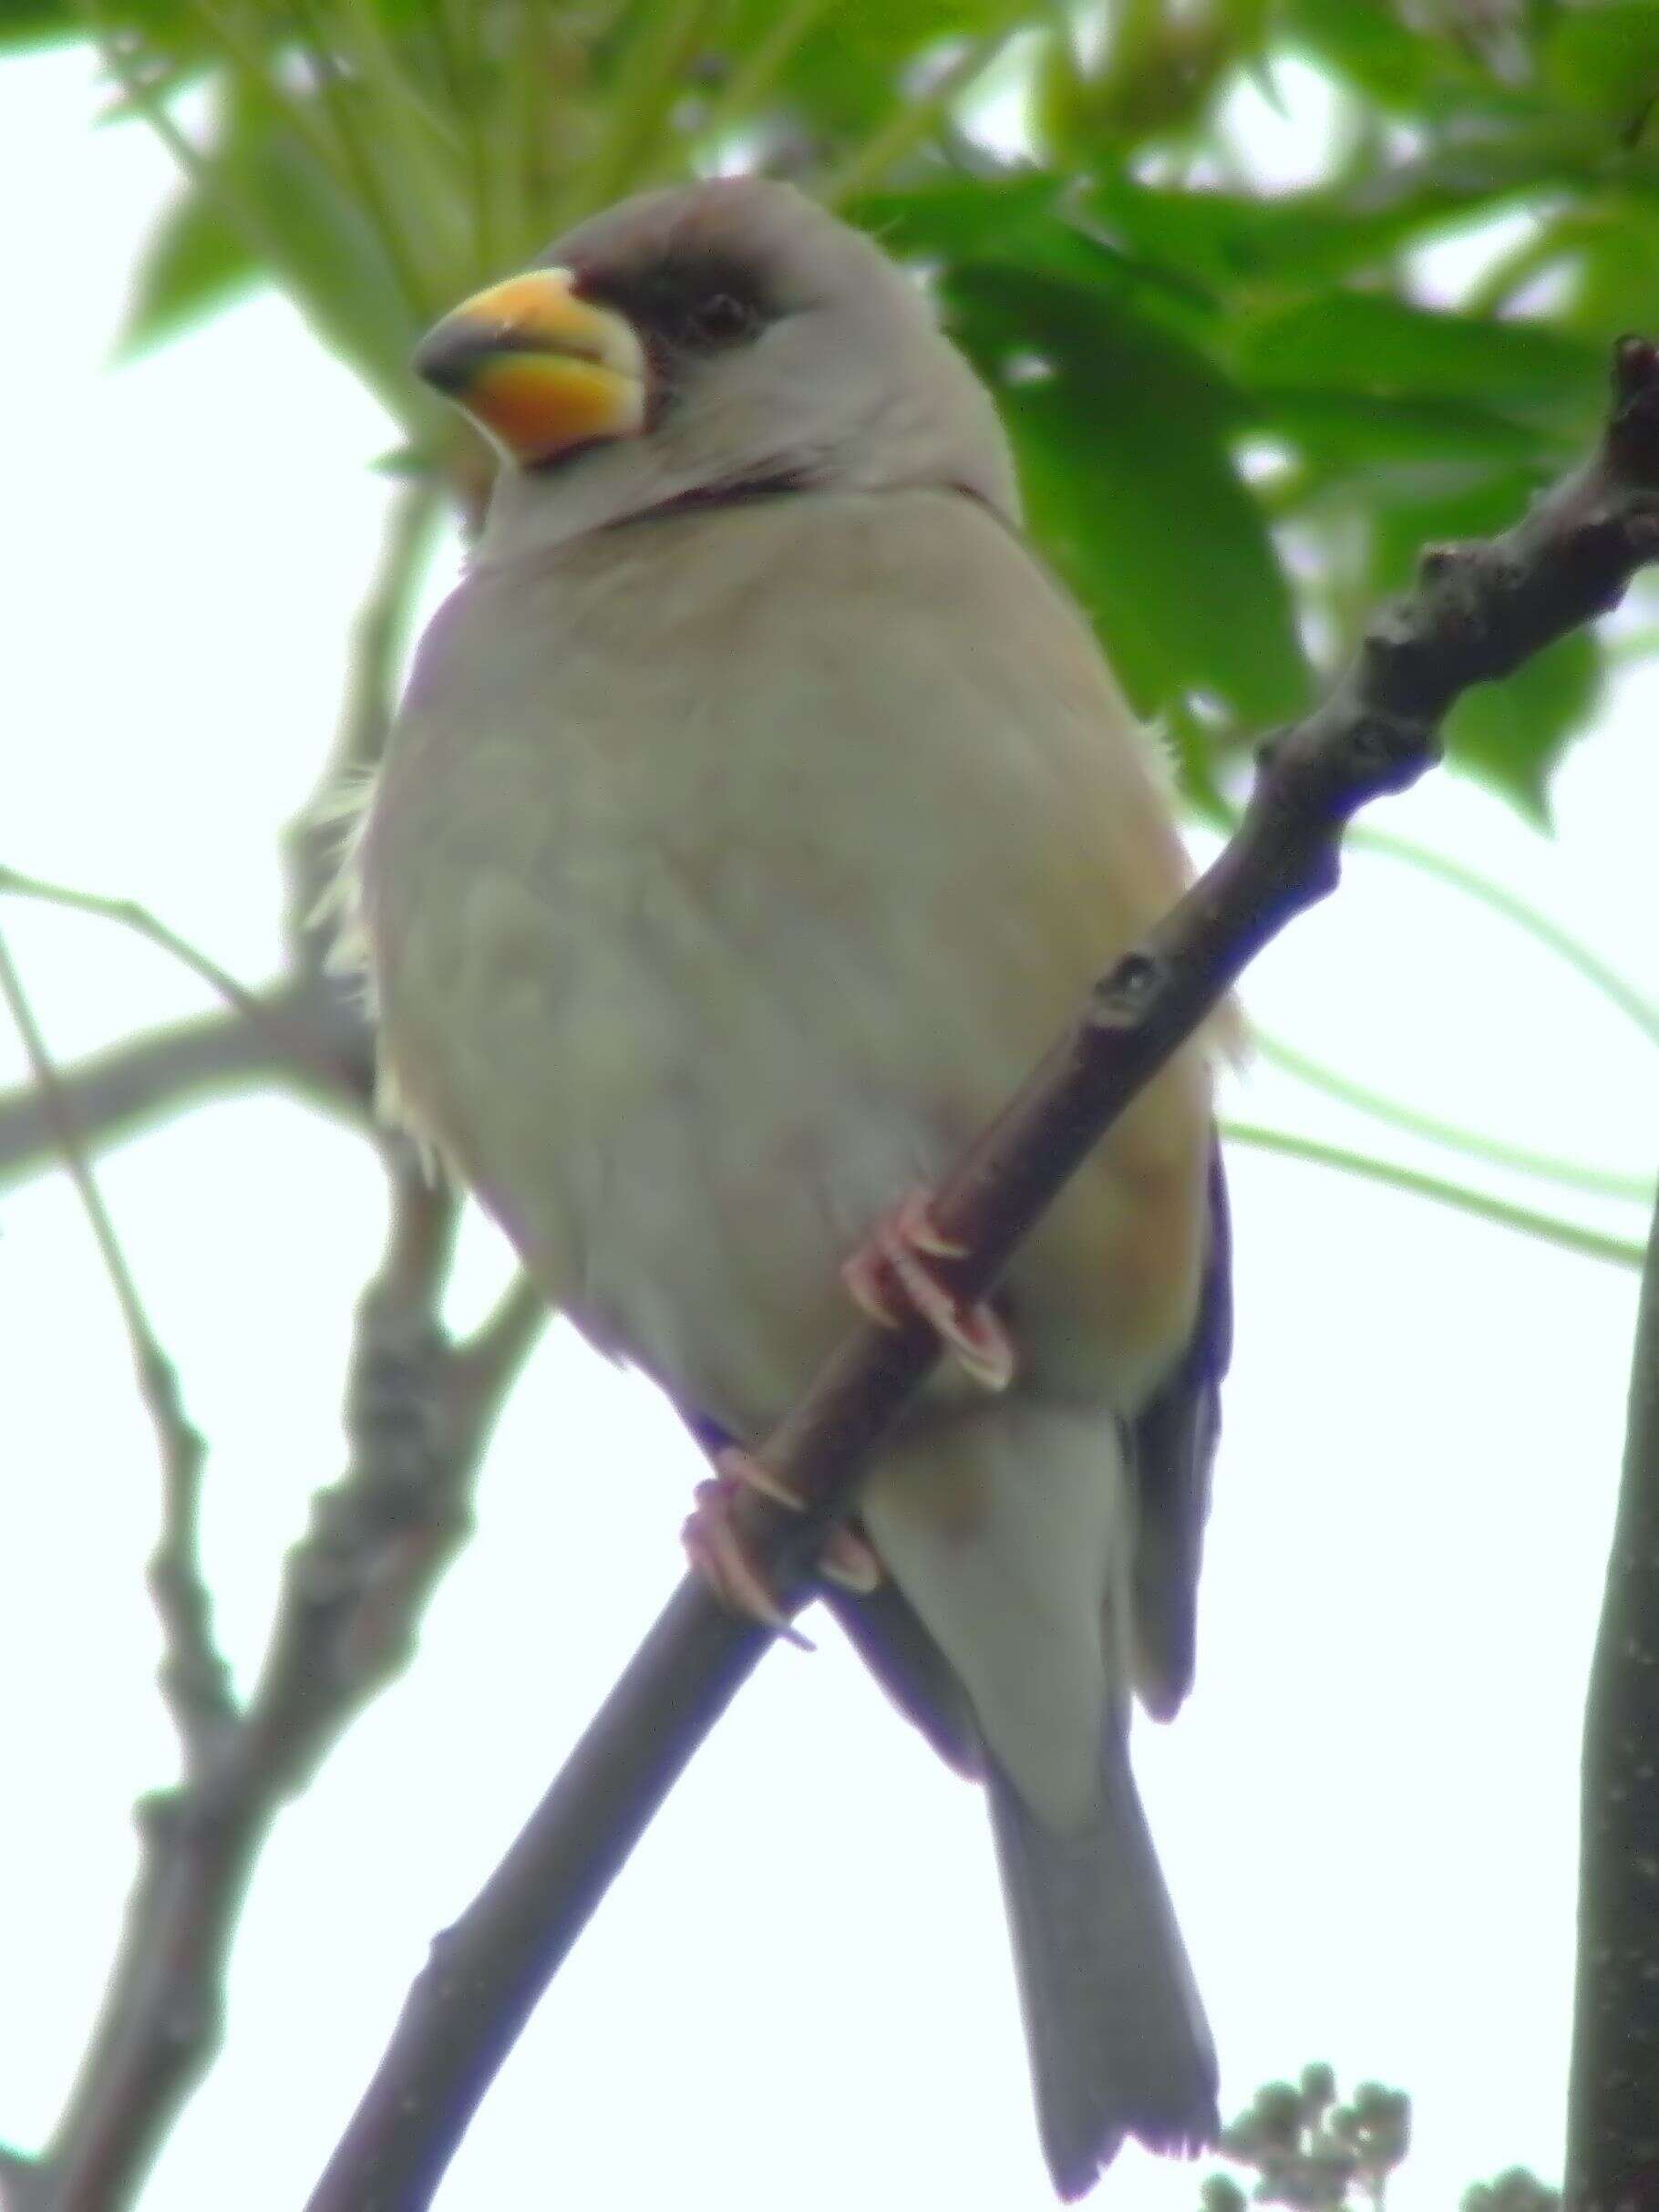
[986,1740,1218,2200]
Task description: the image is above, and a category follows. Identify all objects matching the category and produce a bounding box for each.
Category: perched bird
[342,176,1231,2197]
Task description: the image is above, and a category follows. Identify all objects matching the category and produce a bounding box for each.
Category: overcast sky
[1,36,1655,2212]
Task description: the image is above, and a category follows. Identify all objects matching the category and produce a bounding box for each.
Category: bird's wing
[819,1144,1230,1775]
[822,1577,984,1776]
[1128,1142,1232,1722]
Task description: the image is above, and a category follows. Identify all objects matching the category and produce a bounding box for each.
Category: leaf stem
[569,0,721,217]
[1351,824,1659,1048]
[0,922,232,1770]
[288,0,440,320]
[1221,1119,1647,1268]
[1251,1026,1653,1199]
[820,18,1026,208]
[689,0,837,152]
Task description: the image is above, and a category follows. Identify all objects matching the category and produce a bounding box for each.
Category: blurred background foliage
[10,0,1659,822]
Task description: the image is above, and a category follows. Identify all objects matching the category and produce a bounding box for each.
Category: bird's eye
[685,291,759,346]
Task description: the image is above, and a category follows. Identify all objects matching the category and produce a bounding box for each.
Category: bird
[338,174,1232,2199]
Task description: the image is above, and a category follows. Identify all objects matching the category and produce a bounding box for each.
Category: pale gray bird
[342,176,1231,2197]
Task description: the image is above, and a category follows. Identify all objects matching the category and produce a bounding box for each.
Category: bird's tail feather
[986,1742,1218,2200]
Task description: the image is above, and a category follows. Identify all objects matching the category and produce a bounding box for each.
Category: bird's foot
[681,1447,883,1644]
[841,1186,1015,1391]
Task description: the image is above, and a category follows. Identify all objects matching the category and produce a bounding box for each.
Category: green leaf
[1543,2,1659,126]
[947,268,1308,729]
[1086,143,1596,292]
[1555,198,1659,349]
[1087,172,1416,290]
[721,0,1023,144]
[1259,389,1561,509]
[851,171,1073,264]
[1277,0,1438,104]
[213,82,423,422]
[0,0,71,48]
[863,172,1221,341]
[7,0,221,57]
[1278,0,1530,111]
[1035,8,1243,156]
[1233,294,1604,426]
[118,184,263,357]
[1443,628,1603,821]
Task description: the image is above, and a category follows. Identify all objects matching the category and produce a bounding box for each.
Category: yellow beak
[414,267,648,465]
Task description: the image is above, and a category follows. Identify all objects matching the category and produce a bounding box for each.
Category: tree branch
[0,469,484,2208]
[0,475,439,1198]
[7,1145,546,2212]
[304,337,1659,2212]
[0,925,234,1772]
[283,479,444,965]
[0,996,287,1193]
[1567,1181,1659,2207]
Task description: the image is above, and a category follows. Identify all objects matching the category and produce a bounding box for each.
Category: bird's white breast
[357,488,1202,1436]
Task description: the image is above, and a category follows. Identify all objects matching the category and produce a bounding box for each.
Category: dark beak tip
[411,324,473,396]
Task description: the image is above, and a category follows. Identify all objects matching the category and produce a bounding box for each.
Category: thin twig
[304,338,1659,2212]
[0,922,232,1771]
[16,1147,544,2212]
[0,480,434,1184]
[0,993,344,1193]
[285,478,445,954]
[0,866,376,1130]
[0,487,519,2211]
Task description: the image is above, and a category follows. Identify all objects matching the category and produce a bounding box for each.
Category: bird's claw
[683,1469,813,1648]
[683,1448,886,1639]
[841,1186,1015,1391]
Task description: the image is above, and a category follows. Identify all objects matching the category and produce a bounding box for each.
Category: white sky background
[1,36,1655,2212]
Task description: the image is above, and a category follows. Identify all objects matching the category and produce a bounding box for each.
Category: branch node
[1417,538,1472,583]
[1612,334,1659,462]
[1357,602,1442,701]
[1089,949,1165,1028]
[1252,727,1286,772]
[1349,711,1439,791]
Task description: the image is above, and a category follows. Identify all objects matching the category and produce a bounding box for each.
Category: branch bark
[0,469,490,2210]
[0,987,358,1194]
[3,1144,545,2212]
[305,337,1659,2212]
[1567,1180,1659,2210]
[0,476,440,1198]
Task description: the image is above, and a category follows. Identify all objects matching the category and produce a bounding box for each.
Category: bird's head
[415,177,1016,548]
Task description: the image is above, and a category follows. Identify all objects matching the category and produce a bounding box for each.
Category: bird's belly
[379,808,1208,1437]
[404,845,950,1436]
[364,500,1211,1436]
